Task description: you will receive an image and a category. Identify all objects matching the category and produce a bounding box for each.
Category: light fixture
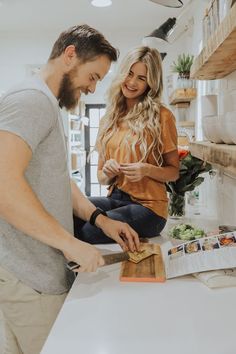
[144,0,195,45]
[160,52,167,60]
[145,18,177,44]
[91,0,112,7]
[149,0,183,7]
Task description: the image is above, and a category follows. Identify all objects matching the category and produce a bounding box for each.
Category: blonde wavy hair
[97,46,164,165]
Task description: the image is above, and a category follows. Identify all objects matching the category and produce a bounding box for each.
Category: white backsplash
[226,70,236,91]
[188,168,236,226]
[201,71,236,225]
[189,2,236,226]
[217,172,236,224]
[218,70,236,224]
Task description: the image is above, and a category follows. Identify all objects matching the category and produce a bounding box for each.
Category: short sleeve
[160,109,178,154]
[0,90,56,153]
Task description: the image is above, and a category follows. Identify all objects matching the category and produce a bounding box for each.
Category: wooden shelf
[191,3,236,80]
[169,88,197,105]
[190,141,236,176]
[177,121,195,128]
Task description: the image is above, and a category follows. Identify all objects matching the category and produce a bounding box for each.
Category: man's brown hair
[49,24,119,63]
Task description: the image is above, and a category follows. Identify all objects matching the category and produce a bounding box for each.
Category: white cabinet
[68,113,86,193]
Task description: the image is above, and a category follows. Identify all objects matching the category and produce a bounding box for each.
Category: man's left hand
[96,215,140,252]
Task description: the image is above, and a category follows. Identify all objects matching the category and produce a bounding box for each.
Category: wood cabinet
[190,141,236,177]
[169,88,197,105]
[190,3,236,80]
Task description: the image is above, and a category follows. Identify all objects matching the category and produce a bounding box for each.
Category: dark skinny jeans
[73,188,166,244]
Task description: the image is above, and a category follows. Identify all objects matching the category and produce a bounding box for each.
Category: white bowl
[218,90,236,115]
[202,116,223,143]
[218,115,234,144]
[202,117,209,140]
[201,95,218,117]
[225,111,236,144]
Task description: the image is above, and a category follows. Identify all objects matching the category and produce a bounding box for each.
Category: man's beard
[58,69,80,110]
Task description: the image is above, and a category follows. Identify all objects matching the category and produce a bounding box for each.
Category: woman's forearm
[97,169,115,185]
[146,163,179,183]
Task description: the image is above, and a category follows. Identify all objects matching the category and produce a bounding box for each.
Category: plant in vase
[172,53,194,88]
[166,149,212,218]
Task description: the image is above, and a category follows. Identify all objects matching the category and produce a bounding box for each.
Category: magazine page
[161,232,236,279]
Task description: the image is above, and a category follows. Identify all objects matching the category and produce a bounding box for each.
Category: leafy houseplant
[166,149,212,217]
[172,53,194,79]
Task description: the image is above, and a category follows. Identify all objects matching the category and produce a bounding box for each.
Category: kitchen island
[41,236,236,354]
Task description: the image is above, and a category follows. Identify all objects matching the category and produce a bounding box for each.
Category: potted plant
[172,54,194,88]
[166,149,212,218]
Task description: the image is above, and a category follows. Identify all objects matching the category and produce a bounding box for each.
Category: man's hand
[96,215,140,252]
[63,238,105,273]
[102,159,121,179]
[120,162,149,182]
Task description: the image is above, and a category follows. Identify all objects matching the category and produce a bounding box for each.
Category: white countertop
[41,237,236,354]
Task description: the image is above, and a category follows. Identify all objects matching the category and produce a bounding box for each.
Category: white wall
[0,31,58,92]
[1,4,235,225]
[183,1,236,224]
[0,28,155,99]
[0,15,199,104]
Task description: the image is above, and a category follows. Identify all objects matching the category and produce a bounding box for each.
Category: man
[0,24,139,354]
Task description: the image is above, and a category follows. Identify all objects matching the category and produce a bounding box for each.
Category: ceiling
[0,0,190,34]
[0,0,194,97]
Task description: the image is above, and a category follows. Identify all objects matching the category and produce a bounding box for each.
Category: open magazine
[161,231,236,281]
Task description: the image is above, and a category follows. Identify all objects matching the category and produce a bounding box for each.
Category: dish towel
[193,268,236,288]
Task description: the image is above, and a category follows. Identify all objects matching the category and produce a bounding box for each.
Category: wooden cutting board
[120,243,166,283]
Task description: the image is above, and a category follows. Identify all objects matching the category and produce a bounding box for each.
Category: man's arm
[0,131,104,272]
[71,178,98,220]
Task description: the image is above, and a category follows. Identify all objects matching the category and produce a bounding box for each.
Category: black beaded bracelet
[89,207,107,226]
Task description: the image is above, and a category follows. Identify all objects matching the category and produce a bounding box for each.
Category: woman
[74,46,179,244]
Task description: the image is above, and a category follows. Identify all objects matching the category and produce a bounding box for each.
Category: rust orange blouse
[104,106,177,219]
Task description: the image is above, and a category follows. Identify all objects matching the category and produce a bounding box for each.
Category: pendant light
[149,0,183,8]
[145,18,177,44]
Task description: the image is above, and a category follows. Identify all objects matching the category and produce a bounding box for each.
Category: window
[85,104,108,196]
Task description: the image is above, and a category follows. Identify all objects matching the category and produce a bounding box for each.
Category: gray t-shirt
[0,76,74,294]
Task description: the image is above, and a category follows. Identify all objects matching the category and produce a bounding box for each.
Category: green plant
[166,149,212,217]
[166,149,212,195]
[172,54,194,77]
[168,223,205,241]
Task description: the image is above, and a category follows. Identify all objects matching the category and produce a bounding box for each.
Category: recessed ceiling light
[91,0,112,7]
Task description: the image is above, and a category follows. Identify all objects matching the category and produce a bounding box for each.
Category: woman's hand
[102,159,121,179]
[120,162,149,182]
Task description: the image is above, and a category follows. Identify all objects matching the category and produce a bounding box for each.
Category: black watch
[89,207,107,226]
